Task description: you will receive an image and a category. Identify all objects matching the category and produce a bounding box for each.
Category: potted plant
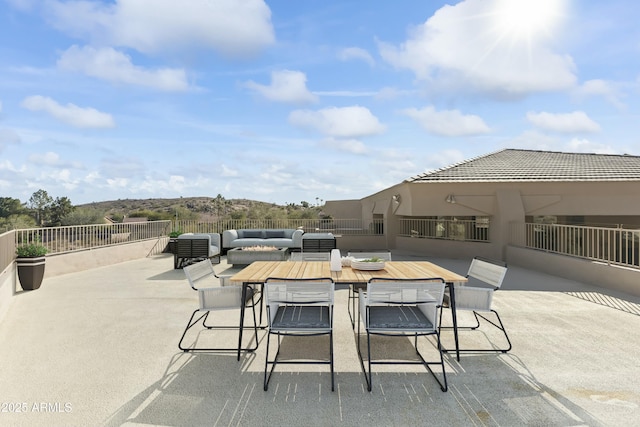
[16,242,48,291]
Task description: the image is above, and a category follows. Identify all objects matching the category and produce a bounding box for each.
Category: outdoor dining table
[229,260,468,361]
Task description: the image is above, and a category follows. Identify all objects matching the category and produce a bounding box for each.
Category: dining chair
[178,259,260,353]
[441,256,511,354]
[290,252,331,261]
[263,277,335,391]
[357,277,448,392]
[347,251,392,328]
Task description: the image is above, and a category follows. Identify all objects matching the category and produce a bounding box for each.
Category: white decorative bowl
[350,259,386,270]
[341,256,355,267]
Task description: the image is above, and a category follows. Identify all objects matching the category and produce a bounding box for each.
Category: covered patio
[1,253,639,426]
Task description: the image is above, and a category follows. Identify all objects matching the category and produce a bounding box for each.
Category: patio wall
[506,245,640,297]
[44,237,169,278]
[0,263,16,324]
[333,234,387,252]
[395,235,501,260]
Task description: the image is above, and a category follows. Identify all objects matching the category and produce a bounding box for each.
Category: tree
[175,206,198,221]
[213,194,225,217]
[61,208,105,226]
[28,190,53,226]
[0,197,24,218]
[0,214,36,231]
[49,197,75,226]
[230,210,246,220]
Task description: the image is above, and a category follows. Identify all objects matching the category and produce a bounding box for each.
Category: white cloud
[221,164,239,177]
[46,0,275,58]
[313,90,378,98]
[29,152,62,166]
[136,175,186,193]
[106,178,130,189]
[506,131,614,154]
[402,106,491,136]
[574,79,626,109]
[288,106,385,138]
[28,151,84,168]
[100,156,145,178]
[321,138,368,155]
[567,138,616,154]
[85,170,101,183]
[0,128,20,152]
[338,47,375,66]
[21,95,115,129]
[526,111,601,133]
[425,149,467,171]
[0,160,24,173]
[378,0,576,98]
[58,45,190,91]
[0,101,14,150]
[244,70,318,104]
[506,129,560,151]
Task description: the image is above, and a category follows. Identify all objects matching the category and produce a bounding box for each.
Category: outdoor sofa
[222,229,304,251]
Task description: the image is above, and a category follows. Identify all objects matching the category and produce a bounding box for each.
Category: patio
[1,252,639,426]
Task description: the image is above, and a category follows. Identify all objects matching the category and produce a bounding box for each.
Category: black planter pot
[16,256,46,291]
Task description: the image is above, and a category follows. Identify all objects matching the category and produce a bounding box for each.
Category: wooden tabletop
[229,261,467,285]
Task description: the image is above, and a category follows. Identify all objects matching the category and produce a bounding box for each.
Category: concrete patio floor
[1,252,639,426]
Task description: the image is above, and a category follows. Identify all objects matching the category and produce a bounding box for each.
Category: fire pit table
[226,246,289,266]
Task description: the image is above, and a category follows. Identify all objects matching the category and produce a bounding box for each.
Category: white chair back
[365,280,444,305]
[264,278,334,330]
[183,259,220,289]
[363,278,445,331]
[184,259,241,311]
[467,257,507,289]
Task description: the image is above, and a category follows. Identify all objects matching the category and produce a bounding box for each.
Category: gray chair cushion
[271,306,330,329]
[367,306,433,330]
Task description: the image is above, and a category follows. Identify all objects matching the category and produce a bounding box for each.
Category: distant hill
[77,197,283,220]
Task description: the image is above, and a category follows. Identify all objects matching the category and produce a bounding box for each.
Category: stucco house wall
[324,150,640,293]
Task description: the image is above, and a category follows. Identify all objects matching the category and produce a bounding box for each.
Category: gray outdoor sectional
[174,233,221,269]
[222,228,304,251]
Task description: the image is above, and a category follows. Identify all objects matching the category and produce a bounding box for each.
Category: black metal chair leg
[330,331,335,391]
[264,332,284,391]
[366,331,373,392]
[180,304,259,353]
[178,310,207,351]
[442,309,511,354]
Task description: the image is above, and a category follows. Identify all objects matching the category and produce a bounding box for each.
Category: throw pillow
[243,230,263,238]
[265,230,286,239]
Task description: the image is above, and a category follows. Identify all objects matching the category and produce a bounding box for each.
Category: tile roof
[407,149,640,183]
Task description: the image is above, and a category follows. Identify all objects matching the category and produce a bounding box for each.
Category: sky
[1,0,639,206]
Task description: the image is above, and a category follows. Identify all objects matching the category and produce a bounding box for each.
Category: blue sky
[1,0,639,206]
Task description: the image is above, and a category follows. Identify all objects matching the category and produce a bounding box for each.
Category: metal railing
[174,218,384,236]
[14,221,172,256]
[510,222,640,269]
[398,218,490,242]
[7,218,381,258]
